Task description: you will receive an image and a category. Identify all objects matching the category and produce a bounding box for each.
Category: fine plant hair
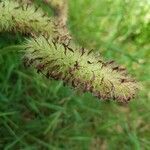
[0,0,139,103]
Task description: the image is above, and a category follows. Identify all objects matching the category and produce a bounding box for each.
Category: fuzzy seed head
[0,0,54,36]
[23,36,139,103]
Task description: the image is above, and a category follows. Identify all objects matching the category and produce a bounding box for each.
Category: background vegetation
[0,0,149,149]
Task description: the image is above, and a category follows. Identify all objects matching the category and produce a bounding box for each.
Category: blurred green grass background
[0,0,150,149]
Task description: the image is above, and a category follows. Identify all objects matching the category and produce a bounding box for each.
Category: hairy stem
[43,0,71,43]
[43,0,68,26]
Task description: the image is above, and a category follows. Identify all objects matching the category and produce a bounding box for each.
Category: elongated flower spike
[0,0,71,43]
[23,36,138,103]
[0,0,54,36]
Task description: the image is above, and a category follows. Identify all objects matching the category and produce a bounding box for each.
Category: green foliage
[69,0,150,49]
[0,0,149,149]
